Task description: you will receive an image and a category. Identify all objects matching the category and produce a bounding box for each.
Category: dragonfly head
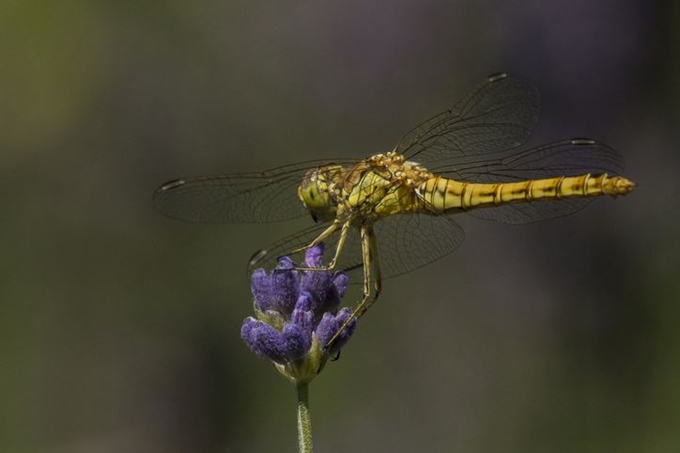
[298,168,337,223]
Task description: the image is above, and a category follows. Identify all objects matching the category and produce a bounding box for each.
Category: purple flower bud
[315,307,356,354]
[303,244,325,268]
[269,261,300,314]
[303,271,350,315]
[251,269,272,311]
[314,313,336,349]
[276,256,295,270]
[241,318,287,364]
[332,272,349,299]
[291,292,314,336]
[282,323,311,360]
[327,308,356,353]
[295,291,313,312]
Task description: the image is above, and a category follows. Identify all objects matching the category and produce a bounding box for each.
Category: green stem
[296,382,313,453]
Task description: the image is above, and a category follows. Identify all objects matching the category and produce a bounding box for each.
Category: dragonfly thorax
[341,152,435,219]
[297,154,434,225]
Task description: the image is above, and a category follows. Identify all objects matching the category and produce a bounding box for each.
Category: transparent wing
[247,214,465,282]
[395,73,539,164]
[153,159,356,223]
[430,138,625,224]
[372,214,465,277]
[435,138,624,182]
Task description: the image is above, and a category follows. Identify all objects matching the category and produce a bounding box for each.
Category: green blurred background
[2,1,678,452]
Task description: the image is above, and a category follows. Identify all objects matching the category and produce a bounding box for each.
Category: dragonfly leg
[294,221,351,272]
[368,227,382,306]
[354,223,382,318]
[325,223,382,348]
[326,221,351,269]
[290,221,340,254]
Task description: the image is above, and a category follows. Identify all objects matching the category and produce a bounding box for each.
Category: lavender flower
[241,244,356,383]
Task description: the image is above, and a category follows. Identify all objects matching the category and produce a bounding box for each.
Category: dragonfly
[154,72,635,339]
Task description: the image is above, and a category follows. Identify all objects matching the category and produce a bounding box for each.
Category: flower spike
[241,244,356,383]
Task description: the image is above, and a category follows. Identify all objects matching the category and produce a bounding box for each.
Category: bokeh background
[2,1,679,452]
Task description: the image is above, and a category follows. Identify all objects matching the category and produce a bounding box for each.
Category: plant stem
[296,382,313,453]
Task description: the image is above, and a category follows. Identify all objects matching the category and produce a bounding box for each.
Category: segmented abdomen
[418,173,635,212]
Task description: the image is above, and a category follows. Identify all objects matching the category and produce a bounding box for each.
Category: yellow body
[298,151,635,221]
[295,149,634,346]
[418,172,634,213]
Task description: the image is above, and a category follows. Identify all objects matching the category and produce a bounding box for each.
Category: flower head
[241,244,356,383]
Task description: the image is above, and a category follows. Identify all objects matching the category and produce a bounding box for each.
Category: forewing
[153,159,353,223]
[396,73,539,164]
[431,138,625,224]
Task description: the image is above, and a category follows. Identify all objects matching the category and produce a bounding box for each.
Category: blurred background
[1,1,678,452]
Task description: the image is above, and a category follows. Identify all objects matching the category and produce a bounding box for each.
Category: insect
[154,73,635,334]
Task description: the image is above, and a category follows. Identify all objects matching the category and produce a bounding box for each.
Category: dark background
[2,1,678,452]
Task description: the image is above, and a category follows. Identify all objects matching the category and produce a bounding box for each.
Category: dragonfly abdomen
[418,173,635,212]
